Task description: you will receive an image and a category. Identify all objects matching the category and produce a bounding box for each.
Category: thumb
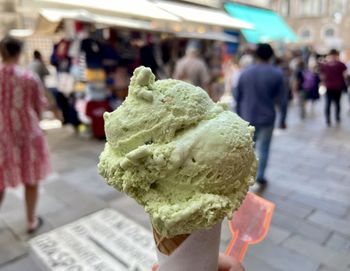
[152,264,159,271]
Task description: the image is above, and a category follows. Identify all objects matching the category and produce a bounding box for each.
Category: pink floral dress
[0,65,51,190]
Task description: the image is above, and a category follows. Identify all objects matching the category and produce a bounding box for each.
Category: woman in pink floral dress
[0,36,51,233]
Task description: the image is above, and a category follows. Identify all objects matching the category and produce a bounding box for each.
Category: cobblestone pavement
[1,100,350,271]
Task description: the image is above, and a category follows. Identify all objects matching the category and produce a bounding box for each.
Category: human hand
[152,252,245,271]
[218,253,245,271]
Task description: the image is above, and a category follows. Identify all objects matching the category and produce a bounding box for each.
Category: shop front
[28,0,253,138]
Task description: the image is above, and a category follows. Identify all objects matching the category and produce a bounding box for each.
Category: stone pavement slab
[0,193,22,214]
[61,167,118,201]
[0,255,40,271]
[43,180,108,229]
[37,188,67,216]
[325,232,350,251]
[283,235,350,271]
[320,189,350,207]
[43,179,107,209]
[271,211,331,244]
[109,196,151,230]
[318,266,347,271]
[244,253,282,271]
[254,181,294,198]
[1,207,53,242]
[259,191,314,219]
[249,238,320,271]
[307,211,350,237]
[0,219,26,266]
[44,202,104,229]
[287,191,349,217]
[266,225,292,245]
[326,166,350,182]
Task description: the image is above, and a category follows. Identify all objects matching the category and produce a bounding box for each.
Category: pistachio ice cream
[98,66,257,238]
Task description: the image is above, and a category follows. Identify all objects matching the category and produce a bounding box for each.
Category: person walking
[303,63,320,114]
[319,49,347,126]
[29,50,49,83]
[30,50,63,122]
[173,40,210,90]
[0,36,51,233]
[291,60,307,119]
[235,44,288,185]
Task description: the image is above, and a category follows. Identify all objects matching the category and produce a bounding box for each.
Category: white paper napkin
[156,222,222,271]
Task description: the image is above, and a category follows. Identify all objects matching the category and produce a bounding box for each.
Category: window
[329,0,346,14]
[298,0,310,16]
[299,27,313,41]
[298,0,326,16]
[322,26,336,39]
[324,28,335,37]
[319,0,326,15]
[279,0,290,17]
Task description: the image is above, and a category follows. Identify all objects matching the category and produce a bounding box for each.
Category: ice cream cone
[153,228,190,256]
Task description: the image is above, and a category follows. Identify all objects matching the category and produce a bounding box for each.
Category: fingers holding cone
[218,253,245,271]
[151,253,245,271]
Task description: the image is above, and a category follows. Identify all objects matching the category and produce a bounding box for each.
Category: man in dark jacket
[235,44,288,185]
[320,49,347,126]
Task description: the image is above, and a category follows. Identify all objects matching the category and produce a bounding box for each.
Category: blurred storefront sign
[224,30,240,54]
[30,209,156,271]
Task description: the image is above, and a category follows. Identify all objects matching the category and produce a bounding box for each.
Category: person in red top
[0,36,51,233]
[320,49,347,126]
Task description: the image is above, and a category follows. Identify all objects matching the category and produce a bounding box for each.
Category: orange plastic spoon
[225,192,275,262]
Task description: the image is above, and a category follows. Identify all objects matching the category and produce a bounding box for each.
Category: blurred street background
[0,0,350,271]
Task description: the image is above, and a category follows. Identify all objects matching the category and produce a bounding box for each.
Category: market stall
[28,0,253,139]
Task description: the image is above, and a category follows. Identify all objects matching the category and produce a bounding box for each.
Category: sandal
[27,217,44,234]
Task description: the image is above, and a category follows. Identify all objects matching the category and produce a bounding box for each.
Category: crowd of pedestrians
[1,31,350,271]
[1,33,349,229]
[232,44,349,186]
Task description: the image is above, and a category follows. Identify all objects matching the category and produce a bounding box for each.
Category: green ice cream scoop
[98,66,257,238]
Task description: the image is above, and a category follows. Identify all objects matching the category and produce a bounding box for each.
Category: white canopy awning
[35,8,156,34]
[175,31,239,43]
[35,0,180,22]
[155,1,253,30]
[179,0,222,8]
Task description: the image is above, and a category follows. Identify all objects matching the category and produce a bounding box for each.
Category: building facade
[0,0,18,37]
[269,0,350,54]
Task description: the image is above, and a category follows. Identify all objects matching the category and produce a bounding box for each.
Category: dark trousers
[325,89,342,123]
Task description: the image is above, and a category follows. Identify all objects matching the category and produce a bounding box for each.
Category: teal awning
[224,3,297,43]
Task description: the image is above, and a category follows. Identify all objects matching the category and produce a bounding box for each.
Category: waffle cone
[153,228,190,256]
